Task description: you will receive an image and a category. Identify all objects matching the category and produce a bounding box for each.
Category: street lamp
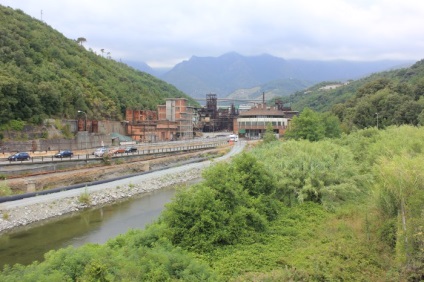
[78,110,87,131]
[375,113,379,130]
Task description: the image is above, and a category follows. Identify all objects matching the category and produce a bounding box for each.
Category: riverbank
[0,141,246,234]
[0,166,202,233]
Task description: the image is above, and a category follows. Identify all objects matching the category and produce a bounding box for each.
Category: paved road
[0,141,245,210]
[0,138,228,166]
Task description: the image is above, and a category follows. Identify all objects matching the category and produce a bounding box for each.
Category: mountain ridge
[157,52,413,99]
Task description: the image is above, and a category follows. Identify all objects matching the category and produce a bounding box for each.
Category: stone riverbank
[0,167,202,233]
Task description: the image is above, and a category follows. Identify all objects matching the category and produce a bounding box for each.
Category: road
[0,137,228,164]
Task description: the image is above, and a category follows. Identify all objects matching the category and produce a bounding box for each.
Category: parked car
[93,147,108,157]
[55,150,73,158]
[8,152,30,161]
[125,146,137,153]
[112,147,126,154]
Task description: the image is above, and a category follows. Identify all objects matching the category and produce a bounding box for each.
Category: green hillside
[0,5,197,126]
[285,59,424,131]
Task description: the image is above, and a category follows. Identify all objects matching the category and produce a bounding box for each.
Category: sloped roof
[110,132,133,142]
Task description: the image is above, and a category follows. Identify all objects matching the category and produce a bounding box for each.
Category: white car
[93,147,108,157]
[228,134,239,142]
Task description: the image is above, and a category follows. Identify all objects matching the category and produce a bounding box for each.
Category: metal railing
[2,138,229,164]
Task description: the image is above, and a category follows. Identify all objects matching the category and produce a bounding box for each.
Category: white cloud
[1,0,423,67]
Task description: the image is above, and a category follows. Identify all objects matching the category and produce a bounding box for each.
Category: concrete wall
[1,120,126,154]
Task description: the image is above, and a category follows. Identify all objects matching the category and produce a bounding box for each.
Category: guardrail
[1,138,229,164]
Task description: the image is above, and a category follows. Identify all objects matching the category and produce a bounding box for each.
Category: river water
[0,186,178,269]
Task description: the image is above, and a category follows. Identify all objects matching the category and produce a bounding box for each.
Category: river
[0,186,177,269]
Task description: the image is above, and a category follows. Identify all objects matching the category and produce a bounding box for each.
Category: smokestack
[262,92,265,108]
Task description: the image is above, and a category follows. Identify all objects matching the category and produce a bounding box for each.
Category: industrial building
[122,94,298,142]
[195,94,237,133]
[125,98,194,142]
[233,96,299,138]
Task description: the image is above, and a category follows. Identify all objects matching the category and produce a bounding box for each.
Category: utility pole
[375,113,379,129]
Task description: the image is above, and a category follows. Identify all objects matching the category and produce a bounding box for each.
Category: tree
[161,153,279,251]
[263,123,277,143]
[322,112,342,138]
[76,37,86,46]
[374,154,424,273]
[285,108,325,141]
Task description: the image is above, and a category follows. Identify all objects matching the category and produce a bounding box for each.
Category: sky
[1,0,424,68]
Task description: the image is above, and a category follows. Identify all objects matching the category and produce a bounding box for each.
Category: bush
[0,181,12,197]
[160,153,280,252]
[251,139,367,207]
[78,188,91,205]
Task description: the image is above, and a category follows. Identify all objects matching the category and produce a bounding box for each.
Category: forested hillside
[0,5,196,126]
[288,59,424,131]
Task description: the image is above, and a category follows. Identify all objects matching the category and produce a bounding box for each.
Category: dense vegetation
[287,59,424,132]
[0,5,197,126]
[1,125,423,281]
[285,107,342,141]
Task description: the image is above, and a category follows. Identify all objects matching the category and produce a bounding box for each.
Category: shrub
[78,188,91,205]
[161,153,280,252]
[101,154,111,165]
[0,181,12,196]
[251,139,366,207]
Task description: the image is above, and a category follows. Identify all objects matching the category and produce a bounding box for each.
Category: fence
[1,138,229,164]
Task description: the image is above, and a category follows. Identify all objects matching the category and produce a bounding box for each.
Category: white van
[228,134,239,142]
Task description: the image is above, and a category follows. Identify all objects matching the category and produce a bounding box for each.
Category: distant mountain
[125,60,171,77]
[160,52,295,99]
[226,78,314,105]
[159,52,413,99]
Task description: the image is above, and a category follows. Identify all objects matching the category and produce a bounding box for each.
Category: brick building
[125,98,194,142]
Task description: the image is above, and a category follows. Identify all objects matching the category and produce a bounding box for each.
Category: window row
[238,121,285,127]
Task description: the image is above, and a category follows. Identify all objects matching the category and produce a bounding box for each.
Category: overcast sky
[1,0,424,68]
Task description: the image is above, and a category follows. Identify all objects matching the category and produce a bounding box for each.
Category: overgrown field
[1,126,423,281]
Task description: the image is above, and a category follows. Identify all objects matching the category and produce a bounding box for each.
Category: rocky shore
[0,166,203,233]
